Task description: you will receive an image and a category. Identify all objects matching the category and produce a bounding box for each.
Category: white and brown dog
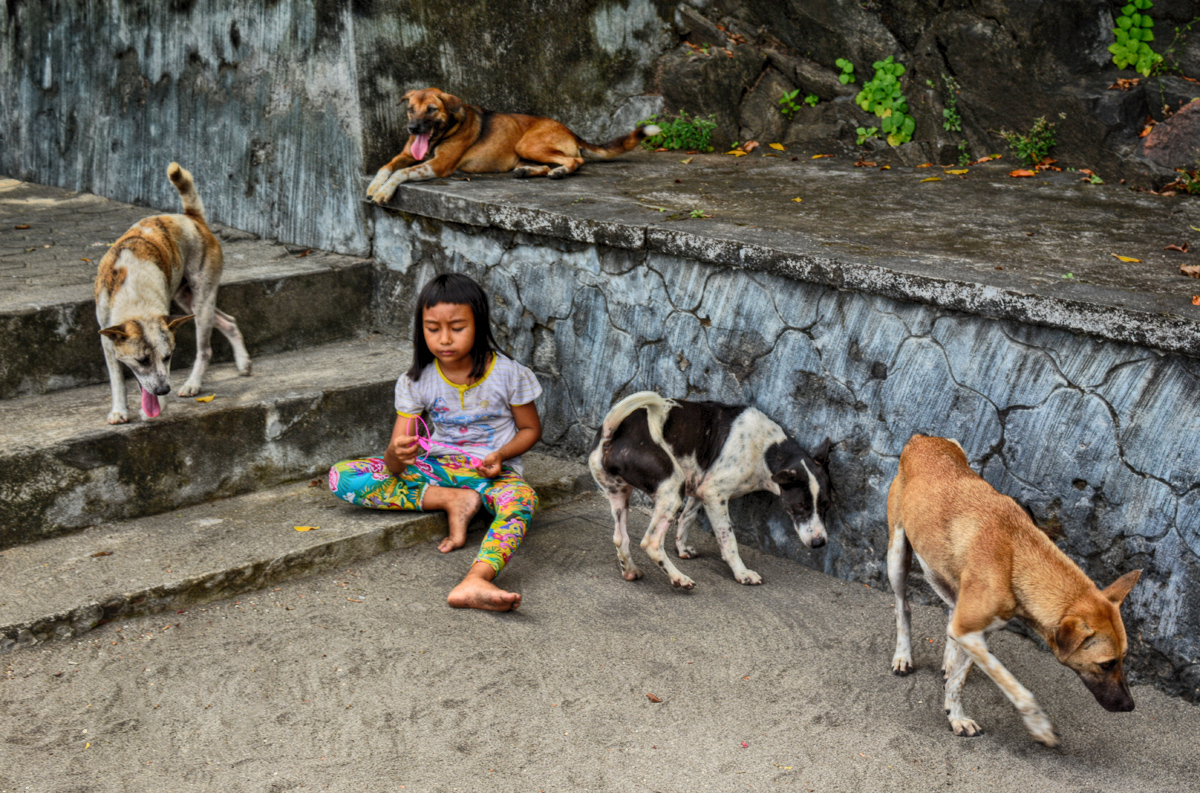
[589,391,832,589]
[888,434,1142,746]
[95,163,250,424]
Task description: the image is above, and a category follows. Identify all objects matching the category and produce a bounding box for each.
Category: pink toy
[407,416,487,468]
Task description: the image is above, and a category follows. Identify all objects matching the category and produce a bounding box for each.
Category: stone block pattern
[372,210,1200,700]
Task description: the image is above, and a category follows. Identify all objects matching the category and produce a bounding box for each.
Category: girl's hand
[390,433,420,467]
[475,452,504,478]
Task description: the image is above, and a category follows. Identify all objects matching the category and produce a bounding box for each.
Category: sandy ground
[2,493,1197,793]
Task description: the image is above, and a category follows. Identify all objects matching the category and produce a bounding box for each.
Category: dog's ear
[98,324,129,341]
[401,89,416,105]
[1053,615,1093,658]
[772,468,802,486]
[166,314,195,331]
[813,437,832,466]
[439,91,463,120]
[764,478,781,496]
[1102,569,1142,606]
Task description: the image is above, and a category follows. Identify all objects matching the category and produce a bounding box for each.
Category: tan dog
[95,163,250,424]
[887,434,1141,746]
[366,88,661,203]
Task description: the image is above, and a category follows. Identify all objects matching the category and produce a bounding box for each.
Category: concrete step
[0,334,408,550]
[1,224,374,399]
[0,452,593,652]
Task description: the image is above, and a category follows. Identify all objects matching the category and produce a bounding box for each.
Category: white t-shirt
[394,353,543,474]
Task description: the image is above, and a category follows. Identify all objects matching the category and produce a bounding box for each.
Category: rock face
[1142,99,1200,168]
[369,201,1200,702]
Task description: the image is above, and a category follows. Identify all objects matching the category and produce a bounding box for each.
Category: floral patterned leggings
[328,454,537,574]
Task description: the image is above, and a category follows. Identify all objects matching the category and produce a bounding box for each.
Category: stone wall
[369,207,1200,701]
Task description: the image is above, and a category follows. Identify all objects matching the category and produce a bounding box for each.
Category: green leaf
[1123,3,1136,13]
[873,60,885,69]
[1117,16,1132,29]
[1142,16,1154,27]
[836,58,847,68]
[839,74,850,84]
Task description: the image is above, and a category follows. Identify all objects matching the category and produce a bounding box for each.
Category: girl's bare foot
[422,486,482,553]
[448,562,521,612]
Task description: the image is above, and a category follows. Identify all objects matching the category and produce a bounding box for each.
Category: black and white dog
[588,391,831,589]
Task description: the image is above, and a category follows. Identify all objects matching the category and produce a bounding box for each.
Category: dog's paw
[736,569,763,585]
[676,546,698,559]
[238,360,252,377]
[950,717,984,737]
[891,655,913,676]
[107,409,129,425]
[366,170,391,198]
[671,575,696,590]
[178,382,202,398]
[1023,711,1059,747]
[621,566,642,581]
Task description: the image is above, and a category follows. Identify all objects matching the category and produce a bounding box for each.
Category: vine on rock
[1111,0,1163,76]
[855,56,915,146]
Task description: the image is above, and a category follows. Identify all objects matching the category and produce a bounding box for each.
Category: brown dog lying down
[887,434,1141,746]
[366,87,661,203]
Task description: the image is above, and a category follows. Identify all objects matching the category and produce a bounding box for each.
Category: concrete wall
[370,208,1200,701]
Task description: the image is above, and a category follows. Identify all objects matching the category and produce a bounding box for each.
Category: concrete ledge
[371,153,1200,357]
[0,453,592,652]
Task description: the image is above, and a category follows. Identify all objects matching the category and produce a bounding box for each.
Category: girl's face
[422,302,476,366]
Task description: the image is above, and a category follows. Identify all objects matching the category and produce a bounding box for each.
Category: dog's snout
[809,536,827,549]
[153,384,171,396]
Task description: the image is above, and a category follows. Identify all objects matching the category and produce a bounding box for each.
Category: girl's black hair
[408,272,499,382]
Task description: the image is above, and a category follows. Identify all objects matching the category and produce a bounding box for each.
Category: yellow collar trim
[434,354,497,409]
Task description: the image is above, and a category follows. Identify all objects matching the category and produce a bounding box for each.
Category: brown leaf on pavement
[1165,243,1190,253]
[646,693,663,703]
[1181,264,1200,278]
[854,160,877,167]
[1009,169,1036,177]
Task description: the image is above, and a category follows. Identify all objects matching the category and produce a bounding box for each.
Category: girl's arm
[383,413,422,475]
[476,402,542,478]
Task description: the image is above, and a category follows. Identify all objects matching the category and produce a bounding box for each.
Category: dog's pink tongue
[411,133,429,161]
[141,389,161,418]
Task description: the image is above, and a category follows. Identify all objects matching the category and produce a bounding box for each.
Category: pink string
[407,415,487,468]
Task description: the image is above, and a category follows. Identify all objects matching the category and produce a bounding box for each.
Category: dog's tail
[599,391,675,448]
[167,162,206,224]
[577,124,663,160]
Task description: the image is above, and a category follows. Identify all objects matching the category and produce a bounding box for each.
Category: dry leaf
[791,197,803,202]
[1193,295,1200,305]
[1164,242,1190,253]
[347,596,365,602]
[743,141,760,152]
[726,149,747,157]
[1079,169,1095,176]
[81,258,92,263]
[945,169,969,175]
[195,394,216,403]
[680,157,693,164]
[1009,169,1036,177]
[1182,264,1200,278]
[91,551,112,557]
[879,165,891,170]
[921,177,942,182]
[646,693,662,703]
[854,160,877,167]
[1111,253,1142,262]
[295,525,319,532]
[1109,77,1140,91]
[811,154,833,159]
[308,478,322,487]
[916,163,933,168]
[971,154,1001,164]
[769,143,785,151]
[15,224,30,229]
[297,249,311,258]
[1139,117,1156,138]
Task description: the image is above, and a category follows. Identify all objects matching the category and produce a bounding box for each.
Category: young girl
[328,273,542,612]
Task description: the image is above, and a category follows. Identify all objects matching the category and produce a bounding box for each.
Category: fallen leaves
[294,526,318,532]
[91,551,112,557]
[1111,253,1142,262]
[346,596,365,603]
[1164,242,1190,253]
[646,693,663,703]
[971,154,1002,164]
[14,224,30,229]
[1139,116,1156,138]
[1193,295,1200,305]
[1009,169,1037,178]
[945,169,969,175]
[769,143,786,151]
[920,176,942,182]
[80,258,92,264]
[1109,77,1141,91]
[791,197,803,203]
[726,149,747,157]
[680,157,694,165]
[854,160,877,167]
[1182,264,1200,278]
[194,394,216,403]
[916,163,933,168]
[742,141,760,152]
[811,154,833,159]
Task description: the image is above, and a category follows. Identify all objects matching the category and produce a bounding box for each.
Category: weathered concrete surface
[0,179,374,398]
[0,1,369,254]
[3,493,1200,792]
[0,336,407,549]
[370,152,1200,700]
[0,455,592,653]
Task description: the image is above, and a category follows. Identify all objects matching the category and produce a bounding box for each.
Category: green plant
[689,208,712,219]
[638,111,717,152]
[805,93,819,107]
[835,58,856,85]
[856,56,915,146]
[957,140,971,166]
[856,126,880,145]
[779,89,802,120]
[999,114,1063,165]
[1157,15,1200,74]
[940,75,962,133]
[1111,0,1162,76]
